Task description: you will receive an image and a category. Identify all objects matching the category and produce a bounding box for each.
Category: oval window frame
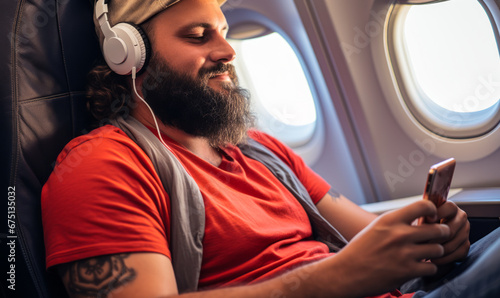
[371,0,500,162]
[388,1,500,139]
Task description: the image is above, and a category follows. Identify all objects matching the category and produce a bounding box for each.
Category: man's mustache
[199,63,237,84]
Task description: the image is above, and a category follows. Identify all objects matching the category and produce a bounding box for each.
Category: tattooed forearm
[59,254,136,298]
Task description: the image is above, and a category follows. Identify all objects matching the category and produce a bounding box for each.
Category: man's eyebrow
[177,22,229,33]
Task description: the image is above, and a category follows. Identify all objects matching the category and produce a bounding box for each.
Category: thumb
[386,200,438,225]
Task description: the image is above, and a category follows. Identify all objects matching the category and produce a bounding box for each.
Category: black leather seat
[1,0,100,296]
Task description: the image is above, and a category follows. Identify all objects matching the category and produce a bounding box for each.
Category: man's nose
[209,34,236,63]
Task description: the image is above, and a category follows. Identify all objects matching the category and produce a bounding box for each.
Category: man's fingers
[432,223,470,265]
[441,220,469,252]
[410,224,450,244]
[432,238,470,265]
[436,201,458,222]
[442,207,469,238]
[385,200,438,225]
[413,260,439,277]
[378,200,450,244]
[410,243,445,261]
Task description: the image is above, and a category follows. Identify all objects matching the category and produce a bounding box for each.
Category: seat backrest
[1,0,100,296]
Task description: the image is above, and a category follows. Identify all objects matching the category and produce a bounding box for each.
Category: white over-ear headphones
[94,0,151,75]
[94,0,174,157]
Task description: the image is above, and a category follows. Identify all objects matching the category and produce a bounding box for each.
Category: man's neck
[131,103,222,167]
[159,125,223,167]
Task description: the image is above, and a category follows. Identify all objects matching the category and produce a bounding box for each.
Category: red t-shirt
[42,125,412,297]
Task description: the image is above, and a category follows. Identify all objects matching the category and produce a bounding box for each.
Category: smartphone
[419,158,456,224]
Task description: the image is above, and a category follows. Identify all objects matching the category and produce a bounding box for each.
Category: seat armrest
[449,188,500,217]
[361,188,500,218]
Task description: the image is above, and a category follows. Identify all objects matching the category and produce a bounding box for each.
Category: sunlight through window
[229,33,317,147]
[403,0,500,113]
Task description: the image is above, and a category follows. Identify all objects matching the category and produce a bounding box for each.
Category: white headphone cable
[131,67,171,151]
[131,67,198,177]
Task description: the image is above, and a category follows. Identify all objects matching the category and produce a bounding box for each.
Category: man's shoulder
[57,125,138,159]
[51,124,153,175]
[66,124,131,146]
[247,129,282,147]
[246,129,292,156]
[46,124,156,188]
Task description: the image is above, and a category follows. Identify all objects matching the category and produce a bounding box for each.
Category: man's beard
[141,55,254,148]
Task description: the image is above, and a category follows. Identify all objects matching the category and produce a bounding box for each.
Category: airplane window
[229,32,317,148]
[390,0,500,138]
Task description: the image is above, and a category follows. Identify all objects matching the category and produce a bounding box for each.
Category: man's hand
[431,201,470,265]
[310,200,452,297]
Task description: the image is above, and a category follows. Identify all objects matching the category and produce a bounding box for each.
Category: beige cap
[108,0,226,26]
[94,0,226,42]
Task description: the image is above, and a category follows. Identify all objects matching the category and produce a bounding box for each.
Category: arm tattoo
[61,254,136,298]
[328,188,342,202]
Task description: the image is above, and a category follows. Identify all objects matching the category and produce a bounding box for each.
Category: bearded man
[41,0,500,297]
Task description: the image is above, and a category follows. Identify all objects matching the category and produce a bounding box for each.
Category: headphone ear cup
[103,23,150,75]
[127,23,152,75]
